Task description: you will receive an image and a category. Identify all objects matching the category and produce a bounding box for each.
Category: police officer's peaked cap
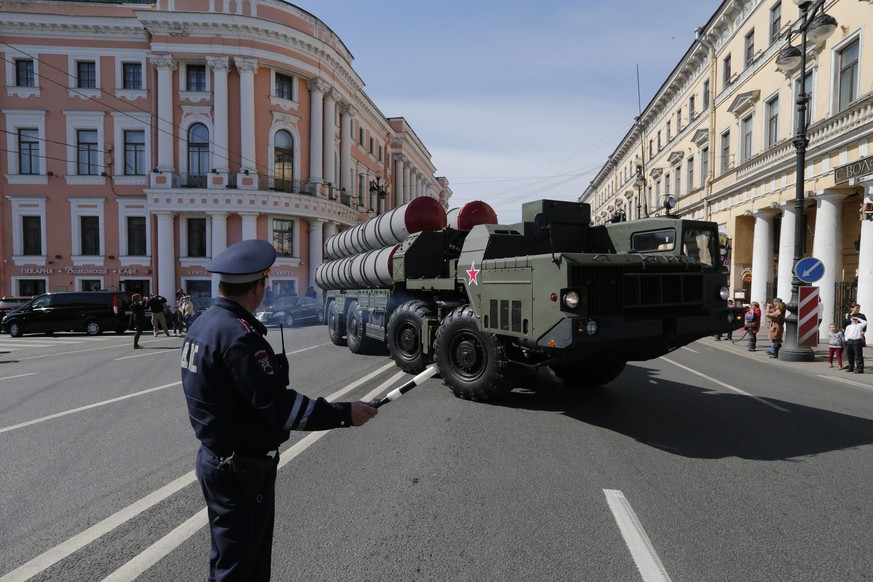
[206,239,276,284]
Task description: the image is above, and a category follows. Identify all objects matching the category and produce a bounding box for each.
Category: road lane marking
[604,489,672,582]
[819,374,873,392]
[0,373,35,382]
[680,346,699,353]
[0,361,397,582]
[661,356,791,413]
[0,383,181,435]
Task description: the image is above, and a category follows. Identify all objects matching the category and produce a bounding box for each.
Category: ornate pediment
[668,150,685,166]
[691,129,709,146]
[728,90,761,117]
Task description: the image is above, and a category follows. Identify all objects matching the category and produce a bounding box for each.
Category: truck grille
[569,264,704,320]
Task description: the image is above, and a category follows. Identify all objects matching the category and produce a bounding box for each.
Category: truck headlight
[719,287,730,301]
[564,290,580,309]
[586,320,598,335]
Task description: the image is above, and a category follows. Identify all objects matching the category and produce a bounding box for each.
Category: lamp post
[774,0,836,362]
[369,177,388,214]
[634,164,646,219]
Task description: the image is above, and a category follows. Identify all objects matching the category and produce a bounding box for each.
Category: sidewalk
[707,333,870,380]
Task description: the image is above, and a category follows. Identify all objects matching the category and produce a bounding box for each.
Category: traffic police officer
[181,239,377,581]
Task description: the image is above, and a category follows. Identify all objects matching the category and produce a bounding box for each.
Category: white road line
[0,383,181,435]
[680,346,699,354]
[661,356,791,413]
[819,374,873,392]
[604,489,672,582]
[113,350,177,361]
[1,361,397,582]
[0,373,35,382]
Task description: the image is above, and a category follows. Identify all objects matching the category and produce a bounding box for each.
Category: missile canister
[324,197,446,260]
[446,200,498,230]
[315,244,399,290]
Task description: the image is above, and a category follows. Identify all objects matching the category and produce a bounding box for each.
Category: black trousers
[846,339,865,371]
[196,445,278,582]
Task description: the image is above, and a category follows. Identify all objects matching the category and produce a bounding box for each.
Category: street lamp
[774,0,836,362]
[369,177,388,214]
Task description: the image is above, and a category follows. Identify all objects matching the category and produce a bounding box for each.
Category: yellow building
[582,0,873,338]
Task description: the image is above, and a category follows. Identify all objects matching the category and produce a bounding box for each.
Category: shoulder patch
[254,349,274,375]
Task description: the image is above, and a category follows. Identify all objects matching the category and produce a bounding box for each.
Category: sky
[291,0,722,224]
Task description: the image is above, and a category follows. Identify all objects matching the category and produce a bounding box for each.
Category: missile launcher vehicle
[317,198,744,403]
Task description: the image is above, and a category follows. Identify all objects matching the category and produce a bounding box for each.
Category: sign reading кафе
[834,155,873,184]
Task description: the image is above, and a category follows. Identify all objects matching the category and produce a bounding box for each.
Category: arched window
[274,130,294,192]
[187,123,209,187]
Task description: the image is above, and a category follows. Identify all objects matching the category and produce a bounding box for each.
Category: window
[794,71,814,127]
[766,95,779,148]
[689,96,696,120]
[18,128,39,175]
[274,130,294,191]
[723,54,732,88]
[740,114,754,163]
[23,216,41,255]
[15,59,34,87]
[187,64,207,92]
[687,156,695,191]
[703,80,710,109]
[275,73,293,100]
[187,218,207,257]
[674,169,681,198]
[273,219,294,256]
[676,110,682,131]
[358,127,364,146]
[665,174,671,197]
[648,139,653,160]
[744,30,755,68]
[657,131,662,150]
[127,216,146,256]
[77,129,99,175]
[701,147,709,183]
[770,2,782,45]
[122,63,142,90]
[18,279,46,296]
[124,130,145,175]
[369,137,374,155]
[187,124,209,187]
[720,131,731,173]
[837,39,859,112]
[81,216,100,255]
[666,121,672,141]
[77,61,96,89]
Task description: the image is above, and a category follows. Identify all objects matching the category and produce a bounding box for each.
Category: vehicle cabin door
[20,295,52,333]
[297,297,320,323]
[50,294,81,332]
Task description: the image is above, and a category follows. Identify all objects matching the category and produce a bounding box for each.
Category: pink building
[0,0,451,300]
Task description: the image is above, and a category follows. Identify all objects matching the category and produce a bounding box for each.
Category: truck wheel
[550,361,626,388]
[387,300,435,374]
[434,306,509,403]
[327,301,347,346]
[346,301,378,354]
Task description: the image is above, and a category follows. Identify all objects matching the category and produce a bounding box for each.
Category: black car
[0,296,32,320]
[1,291,132,336]
[254,296,324,327]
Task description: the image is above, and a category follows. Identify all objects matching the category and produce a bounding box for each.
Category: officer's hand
[350,401,378,426]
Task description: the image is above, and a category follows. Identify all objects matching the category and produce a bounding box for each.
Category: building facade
[582,0,872,338]
[0,0,451,301]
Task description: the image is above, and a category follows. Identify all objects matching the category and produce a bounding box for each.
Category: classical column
[857,182,873,316]
[750,209,778,306]
[240,212,258,240]
[323,89,338,191]
[150,56,176,172]
[776,203,799,303]
[811,191,846,333]
[308,79,328,190]
[395,156,406,206]
[308,219,324,290]
[324,221,337,242]
[155,212,176,300]
[209,212,228,296]
[402,162,411,204]
[234,58,258,174]
[340,104,355,198]
[207,57,230,173]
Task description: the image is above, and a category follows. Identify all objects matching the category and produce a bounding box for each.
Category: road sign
[798,286,820,347]
[795,257,825,284]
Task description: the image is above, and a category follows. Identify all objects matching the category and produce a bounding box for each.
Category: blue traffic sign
[795,257,825,283]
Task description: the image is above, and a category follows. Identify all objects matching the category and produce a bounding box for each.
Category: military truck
[318,198,743,403]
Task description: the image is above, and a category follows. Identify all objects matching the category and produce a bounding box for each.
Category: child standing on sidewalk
[827,323,844,369]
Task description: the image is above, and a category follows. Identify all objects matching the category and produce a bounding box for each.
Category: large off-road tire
[387,300,435,374]
[346,300,379,354]
[433,305,510,403]
[327,301,347,346]
[550,361,626,388]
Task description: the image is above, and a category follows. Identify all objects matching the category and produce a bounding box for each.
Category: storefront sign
[834,155,873,184]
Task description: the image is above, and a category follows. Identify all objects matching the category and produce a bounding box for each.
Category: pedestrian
[305,286,317,299]
[147,293,171,337]
[172,289,186,336]
[130,293,147,349]
[181,239,378,582]
[842,303,866,368]
[181,294,195,332]
[765,298,785,358]
[745,301,761,351]
[844,314,866,373]
[827,323,844,369]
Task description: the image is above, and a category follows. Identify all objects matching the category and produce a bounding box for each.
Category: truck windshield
[632,229,675,252]
[682,227,718,268]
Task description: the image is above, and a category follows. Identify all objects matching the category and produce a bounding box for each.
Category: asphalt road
[0,327,871,581]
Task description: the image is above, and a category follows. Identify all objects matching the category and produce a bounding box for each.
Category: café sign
[835,155,873,184]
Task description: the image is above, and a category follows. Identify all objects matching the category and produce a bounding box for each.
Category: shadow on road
[498,364,873,462]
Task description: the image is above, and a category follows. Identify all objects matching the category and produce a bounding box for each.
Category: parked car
[0,296,32,320]
[255,296,324,327]
[1,291,132,337]
[190,296,217,321]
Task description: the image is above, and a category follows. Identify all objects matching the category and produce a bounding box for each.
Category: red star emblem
[467,262,480,285]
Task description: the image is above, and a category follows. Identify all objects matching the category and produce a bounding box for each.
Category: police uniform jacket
[181,297,351,456]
